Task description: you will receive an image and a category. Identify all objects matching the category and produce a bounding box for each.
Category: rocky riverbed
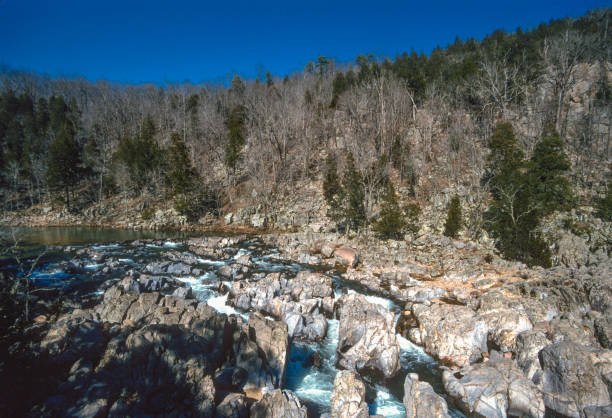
[0,230,610,417]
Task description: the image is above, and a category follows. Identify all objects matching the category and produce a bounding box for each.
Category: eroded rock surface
[403,373,449,418]
[330,370,369,418]
[336,293,400,378]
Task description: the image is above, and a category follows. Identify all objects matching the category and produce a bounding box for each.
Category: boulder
[287,271,334,300]
[410,302,487,367]
[443,357,545,418]
[336,293,400,378]
[403,373,449,418]
[166,262,192,275]
[250,389,307,418]
[234,314,289,393]
[216,393,248,418]
[539,341,610,417]
[334,246,359,268]
[330,370,369,418]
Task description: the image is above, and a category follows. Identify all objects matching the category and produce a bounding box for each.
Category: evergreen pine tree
[166,132,198,196]
[373,182,406,239]
[225,105,246,171]
[322,155,343,220]
[528,125,574,215]
[46,123,82,210]
[444,194,462,238]
[596,182,612,222]
[484,122,551,267]
[342,153,366,232]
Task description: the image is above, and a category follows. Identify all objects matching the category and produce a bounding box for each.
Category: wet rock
[334,246,359,268]
[404,373,449,418]
[410,302,487,367]
[218,263,249,280]
[330,370,369,418]
[235,253,253,266]
[250,389,307,418]
[166,262,192,275]
[539,341,610,417]
[216,393,248,418]
[336,293,400,378]
[443,357,545,418]
[306,352,322,368]
[172,286,193,299]
[162,250,198,264]
[144,261,171,275]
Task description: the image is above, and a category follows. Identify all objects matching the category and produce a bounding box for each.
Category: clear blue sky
[0,0,608,84]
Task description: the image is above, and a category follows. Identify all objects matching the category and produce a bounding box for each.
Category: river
[0,227,462,417]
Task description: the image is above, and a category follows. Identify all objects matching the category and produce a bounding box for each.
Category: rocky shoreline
[0,230,610,417]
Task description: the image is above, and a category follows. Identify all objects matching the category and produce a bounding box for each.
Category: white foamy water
[163,241,181,248]
[347,289,395,310]
[92,243,122,251]
[84,263,103,270]
[371,386,404,417]
[207,293,248,319]
[197,257,225,266]
[286,319,340,412]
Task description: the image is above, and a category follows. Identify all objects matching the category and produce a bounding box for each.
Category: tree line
[0,8,610,266]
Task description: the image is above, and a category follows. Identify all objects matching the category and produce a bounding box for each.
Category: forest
[1,8,611,267]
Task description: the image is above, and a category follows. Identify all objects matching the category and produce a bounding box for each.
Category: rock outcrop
[538,341,610,417]
[409,302,488,367]
[330,370,370,418]
[443,355,545,418]
[336,293,400,378]
[250,389,308,418]
[403,373,449,418]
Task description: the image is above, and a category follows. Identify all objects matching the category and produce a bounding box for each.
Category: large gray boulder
[404,373,449,418]
[443,356,545,418]
[330,370,369,418]
[233,313,290,394]
[250,389,307,418]
[539,341,610,417]
[336,293,400,378]
[410,302,488,367]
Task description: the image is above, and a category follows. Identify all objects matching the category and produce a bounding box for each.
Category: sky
[0,0,608,85]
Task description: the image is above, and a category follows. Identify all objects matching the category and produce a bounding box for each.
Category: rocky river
[0,228,610,417]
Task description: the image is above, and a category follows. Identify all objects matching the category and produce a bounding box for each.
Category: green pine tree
[225,105,246,171]
[166,132,198,196]
[46,123,83,210]
[528,125,574,215]
[484,122,551,267]
[323,155,343,220]
[444,195,462,238]
[342,153,366,232]
[596,182,612,222]
[373,182,406,239]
